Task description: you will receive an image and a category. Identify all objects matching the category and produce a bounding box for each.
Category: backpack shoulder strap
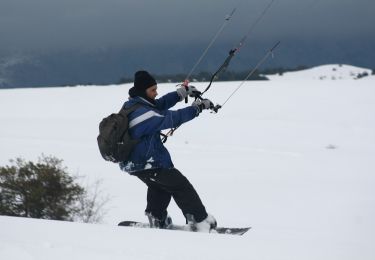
[119,103,143,117]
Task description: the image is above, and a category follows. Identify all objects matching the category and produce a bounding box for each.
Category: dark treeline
[118,66,309,84]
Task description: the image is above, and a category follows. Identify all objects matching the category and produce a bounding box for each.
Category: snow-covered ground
[1,65,375,259]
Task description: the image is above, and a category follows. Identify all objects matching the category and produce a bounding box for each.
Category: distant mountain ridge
[265,64,373,81]
[1,40,374,88]
[1,62,373,90]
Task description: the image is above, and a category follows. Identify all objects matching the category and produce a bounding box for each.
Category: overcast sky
[1,0,374,53]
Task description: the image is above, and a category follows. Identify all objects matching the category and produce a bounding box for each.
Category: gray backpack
[97,104,141,163]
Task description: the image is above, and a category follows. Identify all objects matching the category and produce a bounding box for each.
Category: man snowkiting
[119,70,217,232]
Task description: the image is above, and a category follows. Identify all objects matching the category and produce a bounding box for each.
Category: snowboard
[118,221,250,236]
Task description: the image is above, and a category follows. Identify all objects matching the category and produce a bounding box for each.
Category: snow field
[1,66,375,259]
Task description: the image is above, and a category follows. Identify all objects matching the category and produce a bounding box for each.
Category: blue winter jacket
[119,91,198,173]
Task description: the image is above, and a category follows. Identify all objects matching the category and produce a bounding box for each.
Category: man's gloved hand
[177,85,201,101]
[186,85,200,97]
[192,98,213,113]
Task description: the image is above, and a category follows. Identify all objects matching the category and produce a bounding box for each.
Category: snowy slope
[265,64,372,80]
[1,67,375,259]
[0,216,248,260]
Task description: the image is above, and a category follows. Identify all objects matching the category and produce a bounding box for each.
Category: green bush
[0,155,107,222]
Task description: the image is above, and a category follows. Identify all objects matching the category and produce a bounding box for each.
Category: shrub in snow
[0,155,108,223]
[356,72,369,79]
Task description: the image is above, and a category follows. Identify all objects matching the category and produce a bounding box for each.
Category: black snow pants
[131,168,208,223]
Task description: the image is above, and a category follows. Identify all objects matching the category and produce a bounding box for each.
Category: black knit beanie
[129,71,157,98]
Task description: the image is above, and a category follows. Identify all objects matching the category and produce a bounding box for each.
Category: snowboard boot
[146,212,173,229]
[186,213,217,232]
